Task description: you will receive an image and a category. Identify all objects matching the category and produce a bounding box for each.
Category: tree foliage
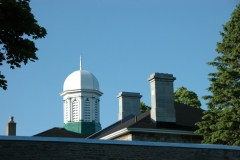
[174,86,201,108]
[0,0,47,90]
[140,102,151,113]
[196,4,240,146]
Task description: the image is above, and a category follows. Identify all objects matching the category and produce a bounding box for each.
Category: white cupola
[60,56,103,126]
[63,70,99,91]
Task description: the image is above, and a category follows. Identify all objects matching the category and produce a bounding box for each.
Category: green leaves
[0,0,47,90]
[0,71,7,90]
[140,102,151,113]
[174,86,201,108]
[195,4,240,146]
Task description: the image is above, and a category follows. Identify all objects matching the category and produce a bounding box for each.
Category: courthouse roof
[34,127,90,138]
[88,102,204,139]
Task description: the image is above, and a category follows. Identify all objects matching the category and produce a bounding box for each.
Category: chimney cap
[148,73,176,82]
[8,116,15,123]
[117,92,142,98]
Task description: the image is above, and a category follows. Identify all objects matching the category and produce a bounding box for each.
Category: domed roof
[63,70,99,91]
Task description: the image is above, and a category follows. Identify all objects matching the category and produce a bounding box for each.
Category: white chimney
[6,116,16,136]
[117,92,142,120]
[148,73,176,128]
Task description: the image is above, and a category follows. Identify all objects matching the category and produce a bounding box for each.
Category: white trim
[60,89,103,97]
[100,128,197,140]
[100,128,129,140]
[0,136,239,150]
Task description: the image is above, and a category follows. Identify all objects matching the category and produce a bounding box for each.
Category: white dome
[63,70,99,91]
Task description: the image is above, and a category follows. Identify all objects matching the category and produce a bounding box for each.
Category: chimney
[117,92,142,120]
[6,116,16,136]
[148,73,176,128]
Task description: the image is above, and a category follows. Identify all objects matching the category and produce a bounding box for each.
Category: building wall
[0,136,240,160]
[114,133,133,141]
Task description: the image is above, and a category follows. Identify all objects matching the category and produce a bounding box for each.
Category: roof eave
[100,128,199,140]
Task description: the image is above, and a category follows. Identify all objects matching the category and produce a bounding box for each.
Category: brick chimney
[148,73,176,128]
[6,116,16,136]
[117,92,142,120]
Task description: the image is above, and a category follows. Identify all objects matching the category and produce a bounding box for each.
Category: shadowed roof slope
[34,127,90,138]
[88,102,204,139]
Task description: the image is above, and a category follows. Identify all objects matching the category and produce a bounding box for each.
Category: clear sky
[0,0,239,136]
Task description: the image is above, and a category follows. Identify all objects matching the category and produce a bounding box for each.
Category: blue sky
[0,0,239,136]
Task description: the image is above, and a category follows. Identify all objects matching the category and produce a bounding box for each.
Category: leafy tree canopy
[196,4,240,146]
[140,102,151,113]
[174,86,201,108]
[0,0,47,90]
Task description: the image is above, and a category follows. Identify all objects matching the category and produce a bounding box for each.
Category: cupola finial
[80,55,82,70]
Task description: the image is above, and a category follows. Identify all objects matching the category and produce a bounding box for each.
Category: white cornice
[60,89,103,97]
[100,128,198,140]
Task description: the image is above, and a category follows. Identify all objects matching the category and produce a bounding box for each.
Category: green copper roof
[63,121,101,135]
